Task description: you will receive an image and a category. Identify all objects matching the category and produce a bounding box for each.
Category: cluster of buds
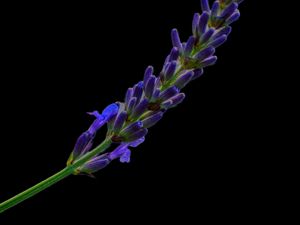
[67,0,243,176]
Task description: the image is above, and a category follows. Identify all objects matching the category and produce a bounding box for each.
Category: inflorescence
[67,0,244,176]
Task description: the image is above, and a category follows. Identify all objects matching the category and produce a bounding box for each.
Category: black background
[0,0,269,223]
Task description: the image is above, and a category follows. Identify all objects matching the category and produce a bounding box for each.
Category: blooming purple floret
[67,103,119,164]
[69,0,243,175]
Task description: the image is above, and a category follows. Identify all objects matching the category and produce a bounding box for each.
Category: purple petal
[102,103,119,121]
[109,144,128,160]
[87,118,106,134]
[87,111,104,120]
[120,149,131,163]
[129,137,145,147]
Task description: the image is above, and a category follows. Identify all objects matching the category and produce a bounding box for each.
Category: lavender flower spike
[0,1,244,213]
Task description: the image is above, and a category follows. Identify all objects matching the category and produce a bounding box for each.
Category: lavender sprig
[0,0,244,213]
[69,0,244,176]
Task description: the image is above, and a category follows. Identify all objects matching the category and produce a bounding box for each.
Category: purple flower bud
[199,12,209,35]
[200,28,215,44]
[184,36,196,56]
[80,155,111,174]
[125,88,133,108]
[169,47,180,61]
[192,68,204,80]
[221,2,238,19]
[209,34,227,48]
[119,121,143,137]
[200,0,210,12]
[192,13,200,36]
[151,88,161,102]
[171,29,182,51]
[131,99,149,119]
[201,56,218,67]
[145,75,156,99]
[127,97,137,115]
[165,61,177,81]
[133,81,144,103]
[195,46,215,61]
[113,111,127,133]
[73,132,94,159]
[142,112,163,128]
[226,11,240,25]
[161,93,185,109]
[143,66,154,85]
[211,1,220,17]
[174,71,194,89]
[120,149,131,163]
[159,86,180,101]
[213,26,232,39]
[125,128,148,143]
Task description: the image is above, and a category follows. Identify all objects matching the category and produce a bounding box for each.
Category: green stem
[0,138,112,214]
